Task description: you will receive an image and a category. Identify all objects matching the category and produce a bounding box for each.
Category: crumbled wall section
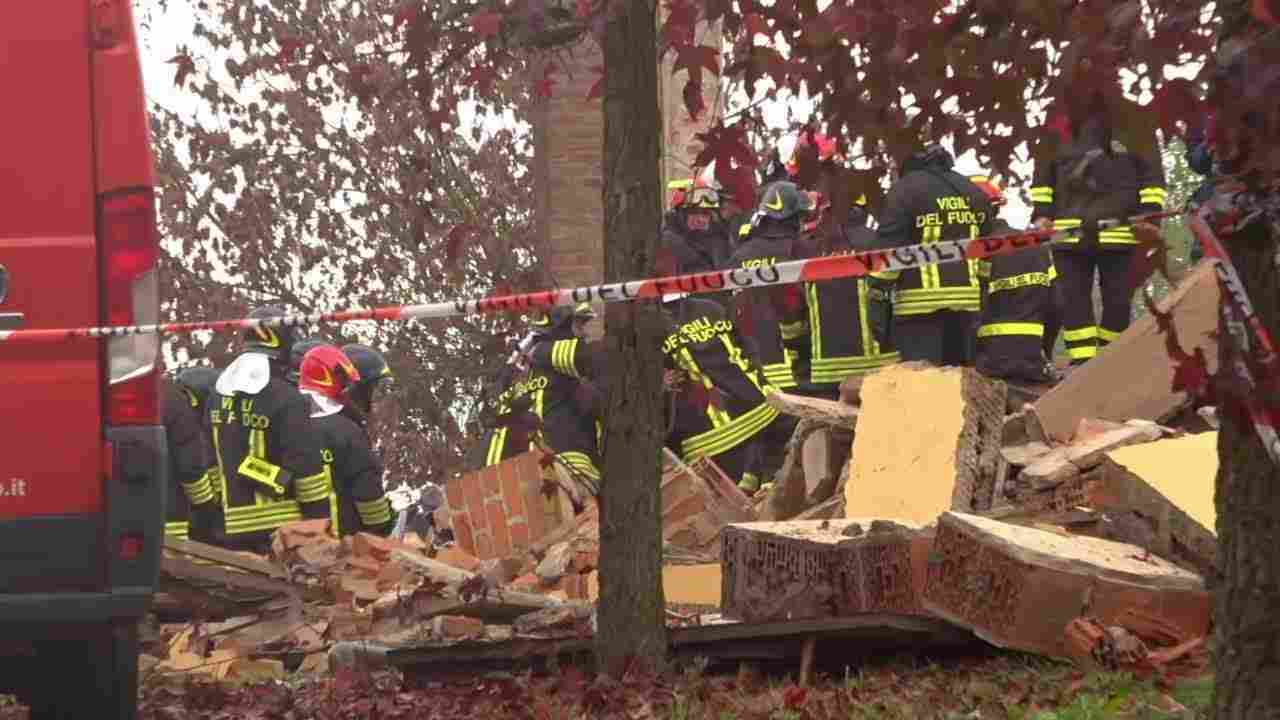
[962,369,1008,511]
[720,519,927,623]
[446,452,554,561]
[923,512,1210,659]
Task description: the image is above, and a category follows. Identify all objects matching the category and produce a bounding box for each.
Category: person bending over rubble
[295,344,395,537]
[660,292,793,495]
[481,303,604,495]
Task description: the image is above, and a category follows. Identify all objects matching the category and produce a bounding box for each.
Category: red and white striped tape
[0,211,1178,345]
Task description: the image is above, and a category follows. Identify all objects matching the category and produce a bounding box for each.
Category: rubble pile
[149,266,1221,684]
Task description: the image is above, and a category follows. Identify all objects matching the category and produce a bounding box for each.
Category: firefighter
[161,373,209,542]
[197,306,326,553]
[1030,93,1167,365]
[726,180,815,391]
[173,366,222,542]
[287,337,326,385]
[482,303,603,489]
[799,194,900,398]
[296,344,395,537]
[877,143,995,366]
[662,176,732,275]
[969,176,1059,386]
[661,292,791,494]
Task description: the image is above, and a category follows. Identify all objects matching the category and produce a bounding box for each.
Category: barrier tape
[1187,212,1280,465]
[0,210,1179,345]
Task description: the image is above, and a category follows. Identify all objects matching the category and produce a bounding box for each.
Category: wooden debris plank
[160,555,299,600]
[766,391,859,428]
[410,590,561,623]
[164,537,287,579]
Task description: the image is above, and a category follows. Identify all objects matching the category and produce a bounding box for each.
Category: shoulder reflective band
[0,210,1179,345]
[238,455,287,495]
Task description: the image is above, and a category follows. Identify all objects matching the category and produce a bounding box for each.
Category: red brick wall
[445,451,554,561]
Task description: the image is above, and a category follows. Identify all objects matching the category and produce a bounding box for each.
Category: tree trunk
[595,0,668,677]
[1213,215,1280,718]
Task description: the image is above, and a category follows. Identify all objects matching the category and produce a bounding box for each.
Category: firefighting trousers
[1051,248,1134,365]
[895,310,977,367]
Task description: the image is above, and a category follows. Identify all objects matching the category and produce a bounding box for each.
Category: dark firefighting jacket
[1029,125,1166,249]
[299,407,394,537]
[203,355,326,541]
[877,153,995,316]
[661,296,780,460]
[726,227,807,389]
[661,210,731,275]
[801,219,900,386]
[483,331,602,483]
[162,378,208,541]
[975,218,1057,378]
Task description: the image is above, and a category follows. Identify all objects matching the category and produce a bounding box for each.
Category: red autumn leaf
[536,63,558,99]
[744,12,769,38]
[575,0,596,19]
[445,223,479,264]
[673,43,720,83]
[783,685,808,709]
[467,63,500,96]
[1148,78,1203,132]
[470,10,504,37]
[1252,0,1280,25]
[662,0,699,45]
[1172,346,1213,399]
[276,36,305,65]
[587,64,605,100]
[393,3,418,27]
[169,53,196,89]
[1045,110,1073,143]
[682,79,706,120]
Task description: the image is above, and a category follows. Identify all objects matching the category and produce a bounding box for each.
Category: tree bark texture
[595,0,668,677]
[1213,213,1280,718]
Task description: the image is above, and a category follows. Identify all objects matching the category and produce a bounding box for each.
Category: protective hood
[901,144,955,175]
[301,388,345,418]
[215,352,272,396]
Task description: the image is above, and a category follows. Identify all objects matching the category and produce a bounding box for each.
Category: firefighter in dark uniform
[727,180,814,391]
[661,177,732,275]
[161,373,209,542]
[173,366,221,542]
[969,176,1059,385]
[1029,94,1167,365]
[661,292,791,493]
[877,144,995,366]
[799,193,900,398]
[197,306,327,553]
[296,344,394,537]
[482,303,603,489]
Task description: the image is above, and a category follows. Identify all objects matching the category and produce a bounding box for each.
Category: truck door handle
[0,313,24,331]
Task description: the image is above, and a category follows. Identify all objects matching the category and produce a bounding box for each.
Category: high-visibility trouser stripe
[165,521,190,540]
[557,451,601,481]
[552,339,580,377]
[894,288,980,316]
[356,497,393,527]
[1029,187,1054,203]
[810,353,900,384]
[295,466,333,504]
[1067,345,1098,360]
[1097,327,1123,343]
[978,322,1044,338]
[682,401,779,460]
[1139,187,1167,207]
[224,500,303,535]
[762,362,796,388]
[486,427,509,466]
[184,471,217,506]
[1053,219,1082,229]
[1062,326,1098,342]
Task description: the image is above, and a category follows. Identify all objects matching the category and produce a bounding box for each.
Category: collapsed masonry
[147,261,1223,682]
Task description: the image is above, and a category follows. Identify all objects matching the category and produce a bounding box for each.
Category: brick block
[509,520,531,553]
[846,364,1006,523]
[445,477,465,509]
[660,456,756,553]
[462,474,486,524]
[433,615,485,640]
[482,464,502,497]
[475,533,494,560]
[558,573,590,600]
[922,512,1208,660]
[485,500,513,559]
[433,545,480,573]
[501,465,527,520]
[452,512,476,558]
[721,519,926,623]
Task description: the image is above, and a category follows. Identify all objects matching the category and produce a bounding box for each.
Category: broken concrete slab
[721,519,928,624]
[766,390,859,429]
[1107,431,1217,537]
[845,364,1007,522]
[922,512,1210,660]
[1000,441,1052,467]
[1033,261,1222,443]
[1063,423,1164,470]
[535,541,574,584]
[761,419,827,521]
[1019,447,1081,491]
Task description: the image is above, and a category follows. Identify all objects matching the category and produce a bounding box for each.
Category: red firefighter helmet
[299,345,362,404]
[667,176,722,210]
[969,175,1007,207]
[786,131,844,176]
